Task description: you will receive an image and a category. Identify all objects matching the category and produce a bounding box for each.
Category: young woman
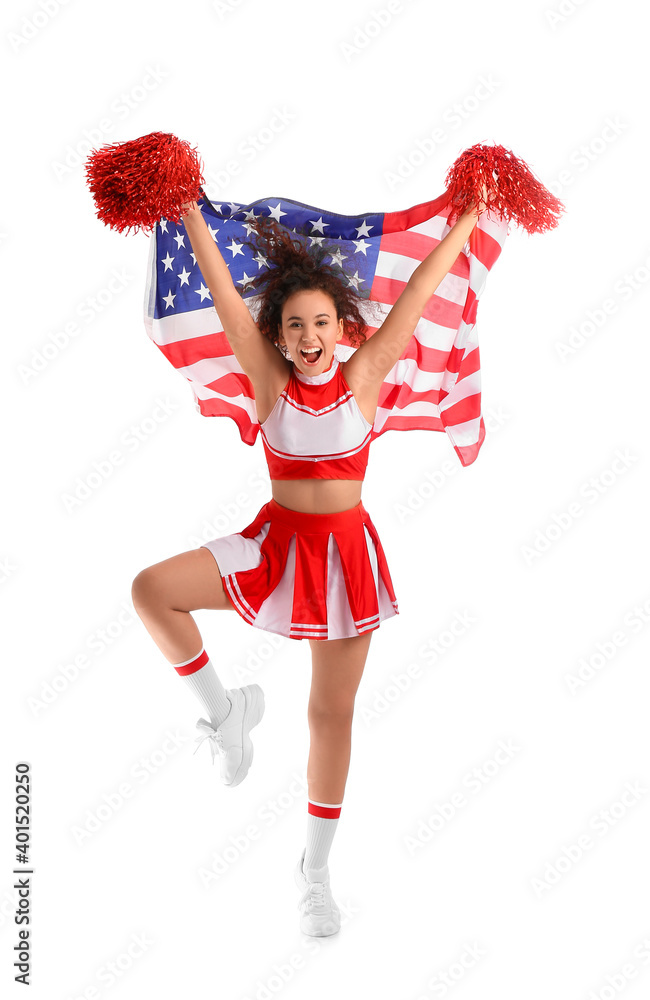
[131,189,486,936]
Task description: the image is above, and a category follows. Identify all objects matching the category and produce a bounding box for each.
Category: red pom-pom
[444,142,566,234]
[85,131,205,235]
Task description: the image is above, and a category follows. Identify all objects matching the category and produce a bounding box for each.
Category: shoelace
[298,880,328,912]
[193,720,225,763]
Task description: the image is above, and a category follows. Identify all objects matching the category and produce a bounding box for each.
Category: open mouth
[300,348,322,365]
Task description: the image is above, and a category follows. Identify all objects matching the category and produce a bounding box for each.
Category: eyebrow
[286,313,330,320]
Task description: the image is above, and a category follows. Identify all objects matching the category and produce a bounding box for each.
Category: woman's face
[278,289,344,374]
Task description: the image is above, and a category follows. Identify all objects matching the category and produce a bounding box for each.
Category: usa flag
[144,189,508,465]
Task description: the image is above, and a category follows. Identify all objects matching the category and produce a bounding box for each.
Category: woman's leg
[131,547,233,664]
[300,632,372,877]
[131,546,264,787]
[306,632,373,802]
[132,548,234,737]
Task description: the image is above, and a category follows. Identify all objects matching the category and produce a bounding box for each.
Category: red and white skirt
[200,497,399,641]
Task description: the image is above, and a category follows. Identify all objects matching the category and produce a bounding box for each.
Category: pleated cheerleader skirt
[200,497,399,641]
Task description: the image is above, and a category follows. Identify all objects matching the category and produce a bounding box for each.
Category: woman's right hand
[180,198,200,217]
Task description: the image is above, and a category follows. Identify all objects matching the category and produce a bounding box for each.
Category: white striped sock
[304,799,343,874]
[172,647,231,727]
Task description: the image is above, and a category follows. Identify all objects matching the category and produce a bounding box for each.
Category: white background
[2,0,649,997]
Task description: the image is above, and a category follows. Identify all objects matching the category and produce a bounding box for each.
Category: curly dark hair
[234,214,383,350]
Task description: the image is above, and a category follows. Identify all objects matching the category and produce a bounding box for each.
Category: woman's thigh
[132,547,234,613]
[308,633,373,717]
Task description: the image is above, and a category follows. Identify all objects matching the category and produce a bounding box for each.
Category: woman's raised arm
[179,200,238,307]
[408,206,479,302]
[177,200,289,384]
[342,192,489,390]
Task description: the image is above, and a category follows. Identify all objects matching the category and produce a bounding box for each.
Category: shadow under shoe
[194,683,265,786]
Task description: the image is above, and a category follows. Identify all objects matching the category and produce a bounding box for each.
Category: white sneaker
[294,848,341,936]
[193,684,265,787]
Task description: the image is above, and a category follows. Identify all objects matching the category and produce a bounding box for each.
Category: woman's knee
[131,549,232,614]
[131,565,163,612]
[307,701,355,729]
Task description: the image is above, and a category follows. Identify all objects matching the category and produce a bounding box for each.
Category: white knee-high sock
[303,799,343,877]
[172,647,231,727]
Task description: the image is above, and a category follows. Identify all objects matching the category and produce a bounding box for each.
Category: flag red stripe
[382,193,451,232]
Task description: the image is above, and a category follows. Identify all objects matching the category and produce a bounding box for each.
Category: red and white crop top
[259,355,373,480]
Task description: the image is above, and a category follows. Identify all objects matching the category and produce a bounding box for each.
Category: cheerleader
[131,187,488,936]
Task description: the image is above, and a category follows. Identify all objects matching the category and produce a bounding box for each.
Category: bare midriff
[270,478,363,514]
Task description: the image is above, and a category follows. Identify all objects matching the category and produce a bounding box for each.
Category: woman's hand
[471,180,494,216]
[180,198,200,217]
